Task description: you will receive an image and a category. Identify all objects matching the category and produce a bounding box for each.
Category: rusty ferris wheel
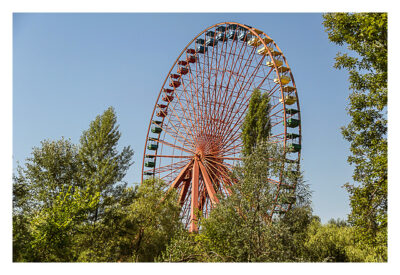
[141,22,302,232]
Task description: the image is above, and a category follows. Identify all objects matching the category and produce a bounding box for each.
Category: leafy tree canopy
[323,13,387,259]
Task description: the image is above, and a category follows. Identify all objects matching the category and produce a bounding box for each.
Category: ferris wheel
[141,22,301,232]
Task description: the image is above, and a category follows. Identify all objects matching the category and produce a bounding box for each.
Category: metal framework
[141,22,302,232]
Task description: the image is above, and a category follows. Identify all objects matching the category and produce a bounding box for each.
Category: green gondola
[145,161,155,168]
[285,118,300,128]
[151,126,162,134]
[152,120,162,125]
[216,26,226,32]
[196,45,208,54]
[287,143,301,152]
[206,30,215,37]
[196,38,205,44]
[227,29,237,40]
[285,108,299,115]
[286,133,300,139]
[206,37,217,46]
[147,143,158,150]
[216,32,226,41]
[238,31,250,41]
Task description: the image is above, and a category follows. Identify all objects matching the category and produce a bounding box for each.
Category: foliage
[12,138,84,261]
[13,108,133,262]
[28,186,99,262]
[322,13,387,260]
[77,179,182,262]
[304,218,385,262]
[241,88,271,156]
[12,107,185,262]
[73,107,134,258]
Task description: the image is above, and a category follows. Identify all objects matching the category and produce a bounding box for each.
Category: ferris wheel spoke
[179,75,201,142]
[200,35,237,144]
[206,41,234,134]
[203,159,234,195]
[190,158,200,232]
[178,179,191,207]
[210,40,244,134]
[208,42,226,132]
[181,62,202,141]
[155,135,195,155]
[168,80,201,146]
[148,154,192,159]
[205,38,231,137]
[168,160,194,190]
[217,142,243,158]
[219,40,253,107]
[163,93,198,146]
[218,74,277,146]
[154,158,192,175]
[198,159,219,204]
[215,53,267,141]
[220,59,271,133]
[157,118,195,149]
[190,54,205,141]
[213,156,241,161]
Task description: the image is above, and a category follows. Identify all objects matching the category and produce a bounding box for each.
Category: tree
[241,88,271,156]
[77,107,133,222]
[12,138,99,261]
[13,107,135,262]
[304,218,384,262]
[77,179,182,262]
[322,13,387,260]
[73,107,134,258]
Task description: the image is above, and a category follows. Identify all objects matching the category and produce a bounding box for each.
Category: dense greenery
[12,108,182,262]
[323,13,387,261]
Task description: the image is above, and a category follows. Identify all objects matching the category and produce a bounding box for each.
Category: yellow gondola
[252,28,263,34]
[283,86,296,92]
[278,66,290,73]
[257,46,274,55]
[266,59,283,67]
[279,95,297,105]
[248,36,273,47]
[274,75,291,85]
[270,50,282,56]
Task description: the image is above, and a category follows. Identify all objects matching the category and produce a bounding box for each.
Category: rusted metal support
[198,160,219,205]
[168,160,193,191]
[190,159,199,232]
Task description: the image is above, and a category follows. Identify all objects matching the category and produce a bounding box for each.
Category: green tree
[322,13,387,260]
[12,138,99,261]
[13,107,135,262]
[241,88,271,156]
[73,107,134,258]
[77,179,182,262]
[77,107,133,222]
[304,218,383,262]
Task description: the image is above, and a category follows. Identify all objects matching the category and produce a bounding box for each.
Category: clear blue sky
[13,13,354,223]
